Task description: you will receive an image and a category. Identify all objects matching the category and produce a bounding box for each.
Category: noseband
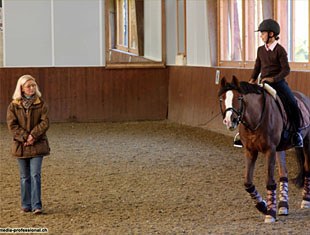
[220,90,266,131]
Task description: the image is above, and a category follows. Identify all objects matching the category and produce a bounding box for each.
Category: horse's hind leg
[301,133,310,209]
[301,174,310,208]
[276,151,289,215]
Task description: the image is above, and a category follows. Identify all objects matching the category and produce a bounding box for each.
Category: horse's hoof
[278,207,289,216]
[264,215,276,223]
[301,200,310,209]
[255,200,267,215]
[278,201,289,216]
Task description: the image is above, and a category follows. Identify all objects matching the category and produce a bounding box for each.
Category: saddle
[274,92,310,150]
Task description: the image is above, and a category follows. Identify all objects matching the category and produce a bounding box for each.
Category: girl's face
[260,31,269,43]
[22,80,37,97]
[260,31,274,44]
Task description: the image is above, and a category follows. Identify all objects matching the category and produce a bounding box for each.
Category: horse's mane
[239,82,264,94]
[218,81,264,96]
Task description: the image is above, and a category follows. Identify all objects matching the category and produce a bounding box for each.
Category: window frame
[176,0,187,57]
[275,0,310,70]
[115,0,139,55]
[217,0,310,71]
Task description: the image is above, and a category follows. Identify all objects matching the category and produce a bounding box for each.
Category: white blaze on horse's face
[222,90,235,130]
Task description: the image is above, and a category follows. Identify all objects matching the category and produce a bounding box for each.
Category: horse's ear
[232,75,240,87]
[220,77,227,87]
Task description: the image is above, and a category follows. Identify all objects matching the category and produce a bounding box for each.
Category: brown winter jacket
[7,97,50,158]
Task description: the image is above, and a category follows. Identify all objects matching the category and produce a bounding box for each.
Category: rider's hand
[261,77,274,83]
[248,78,256,84]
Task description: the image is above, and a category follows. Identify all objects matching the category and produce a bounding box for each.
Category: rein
[241,91,267,131]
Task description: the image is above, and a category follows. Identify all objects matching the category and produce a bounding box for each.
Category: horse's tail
[292,148,305,188]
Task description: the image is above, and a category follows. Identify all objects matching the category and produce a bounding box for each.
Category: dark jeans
[269,79,301,131]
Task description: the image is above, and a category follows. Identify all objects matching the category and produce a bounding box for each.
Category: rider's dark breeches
[270,79,301,131]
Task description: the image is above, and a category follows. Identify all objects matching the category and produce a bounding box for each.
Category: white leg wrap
[278,179,289,215]
[301,176,310,209]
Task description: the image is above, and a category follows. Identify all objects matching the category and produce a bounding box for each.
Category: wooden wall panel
[168,66,222,134]
[289,71,310,95]
[168,66,310,135]
[1,65,308,137]
[0,67,168,123]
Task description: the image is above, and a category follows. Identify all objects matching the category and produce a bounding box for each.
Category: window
[244,0,263,62]
[218,0,310,70]
[177,0,186,56]
[219,0,243,64]
[0,0,3,67]
[115,0,144,55]
[276,0,309,69]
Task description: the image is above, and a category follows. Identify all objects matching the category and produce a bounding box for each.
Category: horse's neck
[243,93,277,130]
[243,93,264,115]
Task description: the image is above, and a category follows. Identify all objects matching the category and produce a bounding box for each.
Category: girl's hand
[248,79,256,84]
[261,77,274,83]
[24,134,35,146]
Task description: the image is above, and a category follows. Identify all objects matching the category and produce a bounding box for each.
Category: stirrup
[293,132,303,148]
[233,133,243,148]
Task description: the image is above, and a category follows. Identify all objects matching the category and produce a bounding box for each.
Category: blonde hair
[12,75,42,100]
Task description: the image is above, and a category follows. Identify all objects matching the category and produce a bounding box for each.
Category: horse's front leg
[265,149,277,223]
[244,149,267,215]
[276,151,289,215]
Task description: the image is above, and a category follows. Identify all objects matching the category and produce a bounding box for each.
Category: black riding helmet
[256,19,280,42]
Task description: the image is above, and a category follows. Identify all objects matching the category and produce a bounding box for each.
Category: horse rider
[234,19,303,148]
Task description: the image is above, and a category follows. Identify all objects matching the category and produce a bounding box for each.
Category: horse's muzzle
[223,116,238,131]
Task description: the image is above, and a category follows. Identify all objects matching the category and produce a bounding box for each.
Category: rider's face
[260,31,275,44]
[260,31,269,43]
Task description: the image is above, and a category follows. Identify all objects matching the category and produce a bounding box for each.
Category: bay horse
[218,76,310,223]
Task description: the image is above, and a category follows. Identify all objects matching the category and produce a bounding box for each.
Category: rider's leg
[271,80,303,148]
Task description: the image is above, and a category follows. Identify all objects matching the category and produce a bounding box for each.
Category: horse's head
[218,76,244,131]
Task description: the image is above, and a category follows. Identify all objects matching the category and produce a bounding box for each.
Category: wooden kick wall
[0,66,309,136]
[168,66,310,135]
[0,67,168,123]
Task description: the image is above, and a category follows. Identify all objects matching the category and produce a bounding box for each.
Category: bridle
[219,95,244,127]
[219,90,267,131]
